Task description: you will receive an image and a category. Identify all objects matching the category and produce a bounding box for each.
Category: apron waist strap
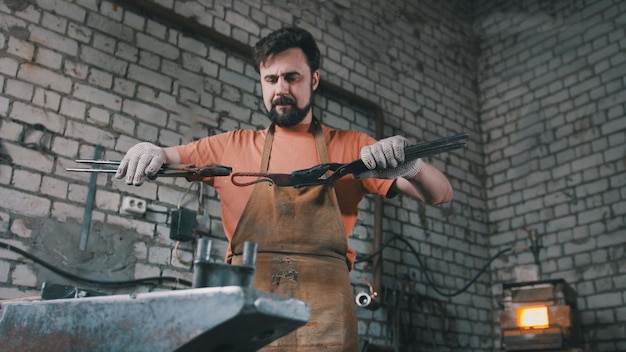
[232,251,348,268]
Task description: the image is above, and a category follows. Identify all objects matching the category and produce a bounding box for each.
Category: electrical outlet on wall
[120,196,147,216]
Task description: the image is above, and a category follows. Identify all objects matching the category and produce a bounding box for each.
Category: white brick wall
[476,0,626,350]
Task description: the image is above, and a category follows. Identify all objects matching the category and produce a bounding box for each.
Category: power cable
[0,241,192,288]
[355,234,513,298]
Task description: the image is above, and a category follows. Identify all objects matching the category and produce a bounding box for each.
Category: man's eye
[266,77,278,84]
[286,75,299,83]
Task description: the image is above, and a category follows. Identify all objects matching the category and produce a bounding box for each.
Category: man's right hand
[115,142,166,186]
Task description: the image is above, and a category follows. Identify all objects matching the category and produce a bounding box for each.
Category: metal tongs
[231,132,469,188]
[67,160,232,179]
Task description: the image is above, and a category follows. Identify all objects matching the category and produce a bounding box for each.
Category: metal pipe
[355,291,380,310]
[192,238,212,288]
[373,109,384,299]
[79,145,102,251]
[242,241,258,266]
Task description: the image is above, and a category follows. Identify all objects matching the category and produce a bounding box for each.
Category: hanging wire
[174,240,193,266]
[0,241,192,287]
[355,234,513,298]
[177,181,197,209]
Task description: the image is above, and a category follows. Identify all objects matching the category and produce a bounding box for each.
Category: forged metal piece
[231,132,469,188]
[0,286,309,352]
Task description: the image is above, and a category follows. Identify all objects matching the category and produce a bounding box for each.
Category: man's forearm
[164,146,182,164]
[394,162,453,205]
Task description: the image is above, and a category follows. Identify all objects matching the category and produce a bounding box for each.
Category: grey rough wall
[475,0,626,350]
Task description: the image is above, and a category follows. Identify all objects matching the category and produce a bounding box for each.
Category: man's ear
[312,70,320,91]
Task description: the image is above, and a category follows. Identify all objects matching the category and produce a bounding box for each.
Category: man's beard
[266,95,312,127]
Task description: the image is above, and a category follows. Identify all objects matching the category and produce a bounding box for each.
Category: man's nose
[276,77,290,93]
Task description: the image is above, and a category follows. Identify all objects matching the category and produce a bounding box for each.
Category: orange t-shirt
[176,123,394,268]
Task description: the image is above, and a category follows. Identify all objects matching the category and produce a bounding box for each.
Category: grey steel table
[0,285,309,352]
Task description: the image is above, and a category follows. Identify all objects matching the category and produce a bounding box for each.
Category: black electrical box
[169,208,196,241]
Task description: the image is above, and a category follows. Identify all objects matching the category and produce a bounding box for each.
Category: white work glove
[354,136,424,180]
[115,142,166,186]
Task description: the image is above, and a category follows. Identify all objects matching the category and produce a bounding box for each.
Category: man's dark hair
[252,27,321,73]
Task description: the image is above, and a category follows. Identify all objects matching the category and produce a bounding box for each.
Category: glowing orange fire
[517,306,549,329]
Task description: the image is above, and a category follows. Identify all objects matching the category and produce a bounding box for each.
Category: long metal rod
[405,132,468,159]
[67,161,232,178]
[373,108,384,300]
[79,146,102,251]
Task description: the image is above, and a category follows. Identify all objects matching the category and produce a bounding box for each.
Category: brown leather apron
[230,120,358,352]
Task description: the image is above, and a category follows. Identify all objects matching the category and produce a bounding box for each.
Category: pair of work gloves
[116,136,423,186]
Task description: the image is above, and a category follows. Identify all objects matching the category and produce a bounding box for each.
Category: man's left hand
[355,136,423,180]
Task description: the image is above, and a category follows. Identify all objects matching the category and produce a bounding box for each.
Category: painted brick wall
[475,0,626,350]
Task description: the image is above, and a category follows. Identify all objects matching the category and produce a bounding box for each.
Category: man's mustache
[272,96,296,107]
